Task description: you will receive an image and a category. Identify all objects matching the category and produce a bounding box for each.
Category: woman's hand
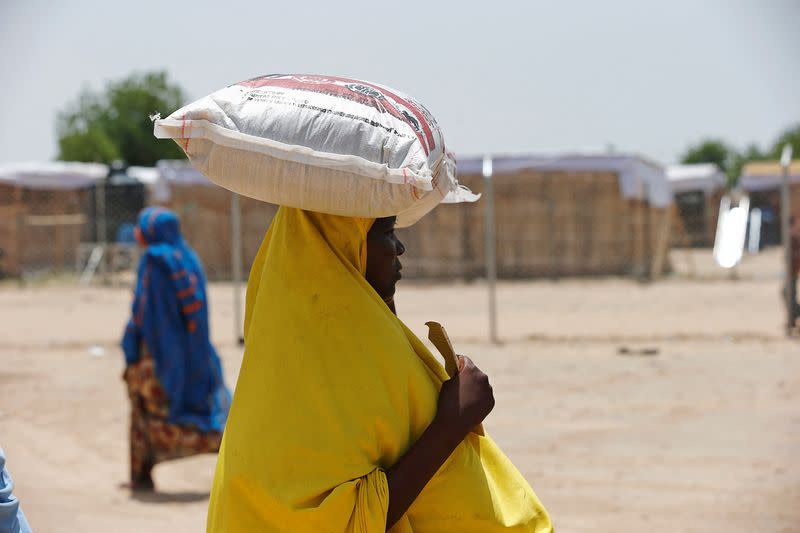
[384,356,494,529]
[435,356,495,440]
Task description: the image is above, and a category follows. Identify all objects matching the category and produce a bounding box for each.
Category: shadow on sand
[129,490,209,504]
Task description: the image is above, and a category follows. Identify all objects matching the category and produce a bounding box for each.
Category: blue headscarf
[122,207,231,433]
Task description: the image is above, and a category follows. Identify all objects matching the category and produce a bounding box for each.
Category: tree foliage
[680,139,735,174]
[729,143,768,184]
[768,123,800,160]
[57,71,186,166]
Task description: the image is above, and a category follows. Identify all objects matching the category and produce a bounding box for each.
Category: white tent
[456,153,672,207]
[127,165,170,203]
[740,161,800,192]
[122,161,214,203]
[0,161,107,189]
[666,163,726,195]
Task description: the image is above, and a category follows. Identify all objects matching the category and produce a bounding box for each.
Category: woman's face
[366,216,405,301]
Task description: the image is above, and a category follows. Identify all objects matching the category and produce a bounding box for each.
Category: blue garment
[122,207,231,432]
[0,448,32,533]
[115,222,137,244]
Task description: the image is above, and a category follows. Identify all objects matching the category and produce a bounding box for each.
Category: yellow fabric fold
[207,207,552,532]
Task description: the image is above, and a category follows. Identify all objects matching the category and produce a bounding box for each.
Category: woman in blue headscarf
[122,207,231,491]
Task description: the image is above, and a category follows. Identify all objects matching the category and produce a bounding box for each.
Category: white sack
[154,74,477,226]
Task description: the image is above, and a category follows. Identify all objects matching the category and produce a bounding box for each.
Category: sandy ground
[1,248,798,532]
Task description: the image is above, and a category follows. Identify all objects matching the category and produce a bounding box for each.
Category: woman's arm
[384,356,494,529]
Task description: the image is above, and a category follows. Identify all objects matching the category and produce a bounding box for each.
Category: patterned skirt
[123,343,222,482]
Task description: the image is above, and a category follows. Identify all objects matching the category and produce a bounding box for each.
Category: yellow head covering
[207,207,551,532]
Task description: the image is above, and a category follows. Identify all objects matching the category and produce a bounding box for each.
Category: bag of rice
[153,74,478,227]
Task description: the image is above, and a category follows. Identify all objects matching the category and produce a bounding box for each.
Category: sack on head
[154,74,478,227]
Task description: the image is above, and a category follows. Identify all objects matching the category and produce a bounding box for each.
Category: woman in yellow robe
[207,207,552,532]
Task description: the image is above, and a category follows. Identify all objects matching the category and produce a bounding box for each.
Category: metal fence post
[781,144,794,332]
[231,191,244,345]
[96,178,110,285]
[483,155,499,344]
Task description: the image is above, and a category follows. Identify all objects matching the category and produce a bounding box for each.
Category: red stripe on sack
[181,115,190,152]
[238,75,433,154]
[321,75,437,154]
[171,270,187,280]
[239,74,343,88]
[187,320,197,333]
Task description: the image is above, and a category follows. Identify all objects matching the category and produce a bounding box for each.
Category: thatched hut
[0,162,105,278]
[740,160,800,246]
[666,164,726,247]
[399,154,673,280]
[149,154,672,282]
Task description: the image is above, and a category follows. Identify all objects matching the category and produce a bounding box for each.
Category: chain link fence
[0,177,143,284]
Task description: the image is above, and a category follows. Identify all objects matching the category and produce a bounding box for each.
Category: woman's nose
[396,238,405,256]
